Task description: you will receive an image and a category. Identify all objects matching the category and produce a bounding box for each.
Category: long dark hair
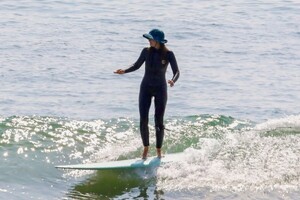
[160,43,169,65]
[148,43,169,66]
[160,43,169,54]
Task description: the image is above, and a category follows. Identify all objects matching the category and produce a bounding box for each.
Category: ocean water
[0,0,299,199]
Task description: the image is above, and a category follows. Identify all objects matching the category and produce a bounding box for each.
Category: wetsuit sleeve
[124,48,147,73]
[168,51,180,83]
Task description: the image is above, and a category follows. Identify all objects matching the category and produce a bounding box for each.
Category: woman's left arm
[168,51,180,87]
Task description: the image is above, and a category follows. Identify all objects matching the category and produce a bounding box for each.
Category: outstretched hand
[114,69,125,74]
[168,80,174,87]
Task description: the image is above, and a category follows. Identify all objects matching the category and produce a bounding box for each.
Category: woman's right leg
[139,85,152,158]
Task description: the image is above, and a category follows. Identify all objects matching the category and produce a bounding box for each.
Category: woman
[114,29,180,159]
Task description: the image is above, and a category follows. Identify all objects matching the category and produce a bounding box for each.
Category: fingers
[114,69,120,74]
[114,69,125,74]
[168,80,174,87]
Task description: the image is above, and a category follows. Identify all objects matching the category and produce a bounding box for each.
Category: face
[149,39,160,49]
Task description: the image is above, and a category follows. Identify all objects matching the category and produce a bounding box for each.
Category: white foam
[255,115,300,131]
[156,125,300,192]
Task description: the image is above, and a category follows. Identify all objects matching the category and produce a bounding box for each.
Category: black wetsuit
[125,47,180,148]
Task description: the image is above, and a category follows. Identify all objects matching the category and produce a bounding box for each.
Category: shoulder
[141,47,150,54]
[167,50,176,58]
[138,47,149,57]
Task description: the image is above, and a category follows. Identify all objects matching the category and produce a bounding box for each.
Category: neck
[154,42,160,49]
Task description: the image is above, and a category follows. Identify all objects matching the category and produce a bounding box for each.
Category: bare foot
[142,146,149,160]
[156,148,162,158]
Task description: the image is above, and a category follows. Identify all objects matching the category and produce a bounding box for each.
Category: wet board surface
[55,152,184,170]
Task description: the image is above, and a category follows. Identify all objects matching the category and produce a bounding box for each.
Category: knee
[140,118,149,129]
[155,124,165,132]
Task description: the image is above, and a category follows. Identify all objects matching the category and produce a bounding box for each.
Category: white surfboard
[55,152,184,170]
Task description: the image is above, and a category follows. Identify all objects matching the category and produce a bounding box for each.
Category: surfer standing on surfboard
[114,29,180,159]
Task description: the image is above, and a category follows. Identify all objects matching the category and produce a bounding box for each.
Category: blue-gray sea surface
[0,0,299,199]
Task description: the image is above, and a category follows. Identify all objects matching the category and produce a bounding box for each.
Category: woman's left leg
[154,85,167,150]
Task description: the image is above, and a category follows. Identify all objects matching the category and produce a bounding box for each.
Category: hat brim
[143,33,153,40]
[143,33,167,44]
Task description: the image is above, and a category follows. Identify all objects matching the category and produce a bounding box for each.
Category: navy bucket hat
[143,29,168,44]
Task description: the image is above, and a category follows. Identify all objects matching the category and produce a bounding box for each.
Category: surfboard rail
[55,152,184,170]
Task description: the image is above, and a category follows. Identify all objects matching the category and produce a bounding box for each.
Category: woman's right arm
[114,48,147,74]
